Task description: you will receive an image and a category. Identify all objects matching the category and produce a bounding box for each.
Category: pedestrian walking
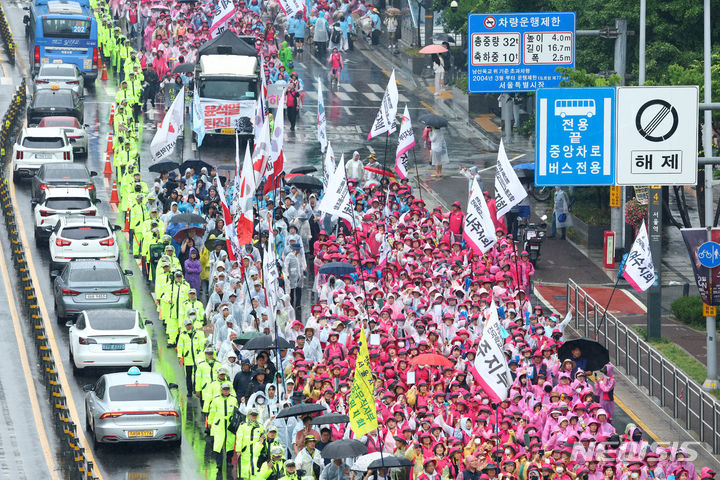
[207,382,238,479]
[313,12,330,57]
[551,186,571,239]
[328,47,344,88]
[432,53,445,95]
[286,82,300,131]
[385,14,398,51]
[369,8,382,45]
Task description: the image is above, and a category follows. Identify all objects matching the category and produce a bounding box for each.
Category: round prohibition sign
[635,98,679,143]
[484,16,496,29]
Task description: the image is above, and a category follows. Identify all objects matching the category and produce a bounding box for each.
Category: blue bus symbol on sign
[697,242,720,268]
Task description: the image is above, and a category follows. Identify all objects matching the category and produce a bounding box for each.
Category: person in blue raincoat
[551,186,571,240]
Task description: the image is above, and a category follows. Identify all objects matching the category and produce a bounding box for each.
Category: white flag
[367,70,398,140]
[319,160,353,223]
[322,143,335,189]
[494,139,527,218]
[278,0,305,19]
[623,222,656,292]
[394,105,415,180]
[463,177,498,254]
[150,86,185,163]
[317,78,327,153]
[209,0,235,37]
[483,299,505,350]
[269,91,285,175]
[471,325,512,402]
[192,88,206,147]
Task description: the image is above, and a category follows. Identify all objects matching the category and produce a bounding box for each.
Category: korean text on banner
[494,139,527,218]
[470,322,512,403]
[623,221,657,292]
[202,99,255,130]
[317,78,327,153]
[318,159,353,222]
[463,177,498,254]
[209,0,235,37]
[150,86,185,163]
[278,0,305,19]
[348,329,379,437]
[394,105,415,179]
[368,70,398,140]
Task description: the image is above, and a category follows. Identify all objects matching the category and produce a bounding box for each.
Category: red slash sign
[484,16,496,29]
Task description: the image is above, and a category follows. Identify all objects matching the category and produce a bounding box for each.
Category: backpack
[330,27,342,44]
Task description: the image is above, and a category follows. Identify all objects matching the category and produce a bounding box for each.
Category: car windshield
[34,91,74,108]
[39,66,77,78]
[23,137,64,149]
[45,198,91,210]
[60,226,109,240]
[87,312,135,330]
[39,118,79,128]
[199,79,256,101]
[43,167,87,182]
[108,384,167,402]
[69,266,122,283]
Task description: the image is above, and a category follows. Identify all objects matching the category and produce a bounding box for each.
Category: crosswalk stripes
[340,83,357,93]
[363,92,381,102]
[334,91,351,101]
[299,82,410,106]
[368,83,385,93]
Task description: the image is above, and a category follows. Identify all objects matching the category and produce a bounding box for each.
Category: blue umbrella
[318,261,356,276]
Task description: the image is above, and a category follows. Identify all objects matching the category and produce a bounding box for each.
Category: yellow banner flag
[348,329,379,437]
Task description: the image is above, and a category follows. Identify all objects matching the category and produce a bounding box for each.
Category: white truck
[195,53,258,138]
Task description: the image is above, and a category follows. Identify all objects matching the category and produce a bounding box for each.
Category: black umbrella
[172,225,206,242]
[232,332,263,346]
[276,403,326,419]
[149,159,180,173]
[286,175,323,190]
[419,113,448,128]
[310,413,350,426]
[166,213,207,225]
[367,456,414,469]
[557,338,610,372]
[318,261,356,276]
[205,235,227,250]
[290,166,317,174]
[321,439,368,459]
[243,334,294,351]
[179,158,214,173]
[172,62,195,73]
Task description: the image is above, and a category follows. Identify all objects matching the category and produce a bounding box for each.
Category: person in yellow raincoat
[207,381,238,478]
[176,317,206,397]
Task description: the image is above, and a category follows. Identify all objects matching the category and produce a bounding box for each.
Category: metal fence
[566,279,720,454]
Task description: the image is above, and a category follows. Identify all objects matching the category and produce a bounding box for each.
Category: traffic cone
[123,210,130,233]
[103,153,113,176]
[100,58,108,81]
[110,180,119,205]
[108,104,114,127]
[106,134,113,155]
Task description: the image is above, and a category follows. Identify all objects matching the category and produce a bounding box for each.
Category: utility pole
[702,0,717,390]
[422,0,433,45]
[639,0,646,85]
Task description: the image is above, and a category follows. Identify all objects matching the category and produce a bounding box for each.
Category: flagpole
[595,256,627,340]
[493,402,501,465]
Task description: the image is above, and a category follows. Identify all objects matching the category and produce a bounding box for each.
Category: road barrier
[0,81,98,480]
[566,279,720,455]
[0,3,15,65]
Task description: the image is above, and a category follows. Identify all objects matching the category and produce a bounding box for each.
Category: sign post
[535,87,616,186]
[646,186,662,339]
[467,12,576,93]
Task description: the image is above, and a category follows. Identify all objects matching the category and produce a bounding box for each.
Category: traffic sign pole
[702,0,717,391]
[647,186,662,340]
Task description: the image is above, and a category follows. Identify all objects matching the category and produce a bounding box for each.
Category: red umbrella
[409,353,453,367]
[419,44,448,54]
[364,165,395,177]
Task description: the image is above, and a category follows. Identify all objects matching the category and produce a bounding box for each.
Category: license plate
[128,430,153,438]
[85,293,107,300]
[102,344,125,351]
[530,246,539,250]
[221,128,235,134]
[52,59,63,64]
[34,153,52,159]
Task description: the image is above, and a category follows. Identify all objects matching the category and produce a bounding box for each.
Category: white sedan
[33,187,97,246]
[48,215,119,276]
[69,309,152,373]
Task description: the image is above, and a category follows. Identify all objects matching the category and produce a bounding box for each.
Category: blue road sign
[698,242,720,268]
[535,87,616,186]
[467,12,576,93]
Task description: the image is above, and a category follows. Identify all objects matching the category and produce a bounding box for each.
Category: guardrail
[0,3,16,65]
[566,279,720,455]
[0,81,97,480]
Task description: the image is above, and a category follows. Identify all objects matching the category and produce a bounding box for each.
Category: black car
[31,163,97,202]
[27,88,83,126]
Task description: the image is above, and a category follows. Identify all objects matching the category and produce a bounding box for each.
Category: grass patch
[569,188,611,225]
[454,75,468,94]
[403,47,423,57]
[632,326,720,398]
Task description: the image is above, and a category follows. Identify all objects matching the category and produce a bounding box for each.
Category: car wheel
[69,349,79,376]
[140,360,152,372]
[34,233,44,249]
[169,438,182,449]
[55,300,65,323]
[85,412,91,432]
[12,171,20,184]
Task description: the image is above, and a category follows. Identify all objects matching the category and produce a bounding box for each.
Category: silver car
[84,368,181,447]
[34,63,84,97]
[52,261,132,321]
